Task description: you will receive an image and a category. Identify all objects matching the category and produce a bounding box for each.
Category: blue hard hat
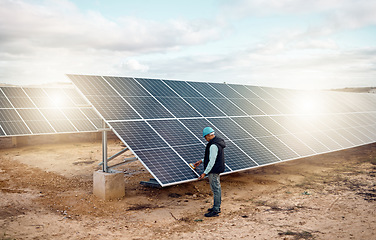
[203,127,215,138]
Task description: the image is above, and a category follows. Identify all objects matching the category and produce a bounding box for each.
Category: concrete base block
[93,170,125,200]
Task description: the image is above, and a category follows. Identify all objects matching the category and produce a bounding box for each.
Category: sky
[0,0,375,89]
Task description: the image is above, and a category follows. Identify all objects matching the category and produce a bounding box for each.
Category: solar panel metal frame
[67,74,376,187]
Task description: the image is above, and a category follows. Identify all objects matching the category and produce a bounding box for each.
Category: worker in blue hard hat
[193,127,226,217]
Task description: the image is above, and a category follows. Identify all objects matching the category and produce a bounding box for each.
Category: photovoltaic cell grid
[0,86,102,137]
[68,75,376,187]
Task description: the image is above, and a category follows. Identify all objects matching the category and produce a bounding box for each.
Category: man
[194,127,226,217]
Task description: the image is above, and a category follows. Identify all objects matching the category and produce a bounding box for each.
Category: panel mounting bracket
[100,121,138,173]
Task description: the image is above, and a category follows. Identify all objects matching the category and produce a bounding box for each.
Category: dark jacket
[204,136,226,174]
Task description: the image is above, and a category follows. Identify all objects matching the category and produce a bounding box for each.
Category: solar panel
[1,87,35,108]
[163,80,202,98]
[232,117,272,137]
[63,88,90,106]
[135,78,178,97]
[105,76,151,97]
[227,98,265,115]
[61,108,98,132]
[187,81,221,98]
[0,86,100,137]
[183,97,226,117]
[80,108,103,129]
[275,134,316,156]
[179,118,228,141]
[110,121,169,151]
[172,144,206,173]
[232,138,280,165]
[17,109,55,134]
[155,97,201,118]
[246,86,275,99]
[250,99,280,115]
[253,116,290,135]
[148,119,202,147]
[228,84,260,98]
[256,136,299,160]
[125,96,174,119]
[24,88,57,108]
[294,132,330,153]
[220,141,257,171]
[68,74,376,187]
[134,147,196,185]
[0,109,31,135]
[207,117,251,140]
[0,91,12,108]
[208,82,244,98]
[207,98,247,116]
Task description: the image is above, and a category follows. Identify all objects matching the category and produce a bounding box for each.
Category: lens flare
[51,95,64,108]
[293,92,323,115]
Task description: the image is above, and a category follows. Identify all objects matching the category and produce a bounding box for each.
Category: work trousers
[208,173,221,211]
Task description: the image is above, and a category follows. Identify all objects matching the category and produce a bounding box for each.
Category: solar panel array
[68,75,376,187]
[0,86,102,137]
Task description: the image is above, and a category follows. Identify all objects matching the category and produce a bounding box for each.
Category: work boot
[204,211,219,217]
[207,207,221,213]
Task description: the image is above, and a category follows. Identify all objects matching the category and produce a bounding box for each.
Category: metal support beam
[99,147,129,166]
[108,157,138,170]
[108,147,129,161]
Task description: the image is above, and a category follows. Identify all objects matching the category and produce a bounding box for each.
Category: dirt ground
[0,139,375,240]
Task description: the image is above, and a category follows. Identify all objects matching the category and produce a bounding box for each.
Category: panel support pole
[102,120,108,173]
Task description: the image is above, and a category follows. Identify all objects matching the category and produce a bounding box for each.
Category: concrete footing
[93,170,125,200]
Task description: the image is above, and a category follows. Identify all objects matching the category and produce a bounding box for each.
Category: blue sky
[0,0,375,89]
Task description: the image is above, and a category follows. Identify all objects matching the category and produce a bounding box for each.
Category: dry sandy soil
[1,139,375,240]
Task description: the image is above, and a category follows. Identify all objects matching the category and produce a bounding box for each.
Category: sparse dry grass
[278,230,314,240]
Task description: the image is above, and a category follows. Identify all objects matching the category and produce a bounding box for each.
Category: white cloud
[121,59,149,72]
[0,0,374,90]
[0,0,229,84]
[220,0,341,17]
[140,45,376,89]
[221,0,376,31]
[0,0,226,54]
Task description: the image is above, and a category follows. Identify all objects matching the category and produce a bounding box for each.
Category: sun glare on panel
[293,92,323,115]
[51,94,65,108]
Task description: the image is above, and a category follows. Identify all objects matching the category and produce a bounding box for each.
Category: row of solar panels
[70,75,376,121]
[68,75,376,186]
[0,86,102,136]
